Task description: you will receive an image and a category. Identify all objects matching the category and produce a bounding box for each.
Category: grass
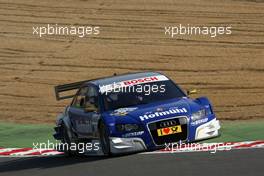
[0,123,56,148]
[206,120,264,142]
[0,120,263,147]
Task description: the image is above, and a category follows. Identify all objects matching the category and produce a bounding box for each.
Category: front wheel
[99,122,111,156]
[61,124,79,157]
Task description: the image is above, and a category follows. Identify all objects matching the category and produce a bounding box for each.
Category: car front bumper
[109,118,221,154]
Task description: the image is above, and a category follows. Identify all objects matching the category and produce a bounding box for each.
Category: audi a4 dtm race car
[53,72,220,156]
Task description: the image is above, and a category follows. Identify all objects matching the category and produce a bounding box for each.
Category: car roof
[87,71,165,87]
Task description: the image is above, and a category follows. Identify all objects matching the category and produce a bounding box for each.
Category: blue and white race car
[53,72,220,156]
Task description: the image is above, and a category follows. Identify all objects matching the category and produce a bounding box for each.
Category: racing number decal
[157,125,182,136]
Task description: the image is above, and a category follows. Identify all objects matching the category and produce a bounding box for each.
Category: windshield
[102,80,185,111]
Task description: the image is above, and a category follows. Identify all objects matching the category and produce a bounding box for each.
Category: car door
[69,85,100,138]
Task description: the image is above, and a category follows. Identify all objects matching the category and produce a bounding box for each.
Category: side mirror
[187,89,198,96]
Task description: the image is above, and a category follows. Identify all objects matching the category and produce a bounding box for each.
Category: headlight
[191,109,206,121]
[116,124,141,132]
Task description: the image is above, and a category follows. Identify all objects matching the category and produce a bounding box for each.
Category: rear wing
[54,80,90,101]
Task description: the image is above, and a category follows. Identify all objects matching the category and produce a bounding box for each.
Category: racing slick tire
[61,123,79,157]
[99,121,112,156]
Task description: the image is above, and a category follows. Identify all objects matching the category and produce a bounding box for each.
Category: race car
[53,72,220,156]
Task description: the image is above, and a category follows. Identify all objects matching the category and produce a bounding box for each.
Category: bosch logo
[123,76,158,86]
[160,120,177,128]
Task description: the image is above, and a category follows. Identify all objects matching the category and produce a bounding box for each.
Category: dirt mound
[0,0,263,123]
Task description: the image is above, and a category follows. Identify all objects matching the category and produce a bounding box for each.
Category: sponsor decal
[110,107,138,116]
[99,75,169,93]
[139,107,187,121]
[122,131,144,138]
[157,125,182,136]
[191,118,208,126]
[123,76,159,86]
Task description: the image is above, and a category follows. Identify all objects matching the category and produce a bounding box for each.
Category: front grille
[148,117,188,146]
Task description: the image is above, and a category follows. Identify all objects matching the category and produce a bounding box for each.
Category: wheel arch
[195,96,214,114]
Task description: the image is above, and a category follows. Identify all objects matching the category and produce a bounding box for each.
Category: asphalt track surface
[0,149,263,176]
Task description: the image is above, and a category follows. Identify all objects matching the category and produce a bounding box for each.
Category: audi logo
[160,120,177,128]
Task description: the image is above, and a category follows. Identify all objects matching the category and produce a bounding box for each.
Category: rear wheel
[99,122,111,156]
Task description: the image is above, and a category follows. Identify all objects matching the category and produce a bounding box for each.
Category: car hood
[104,97,203,125]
